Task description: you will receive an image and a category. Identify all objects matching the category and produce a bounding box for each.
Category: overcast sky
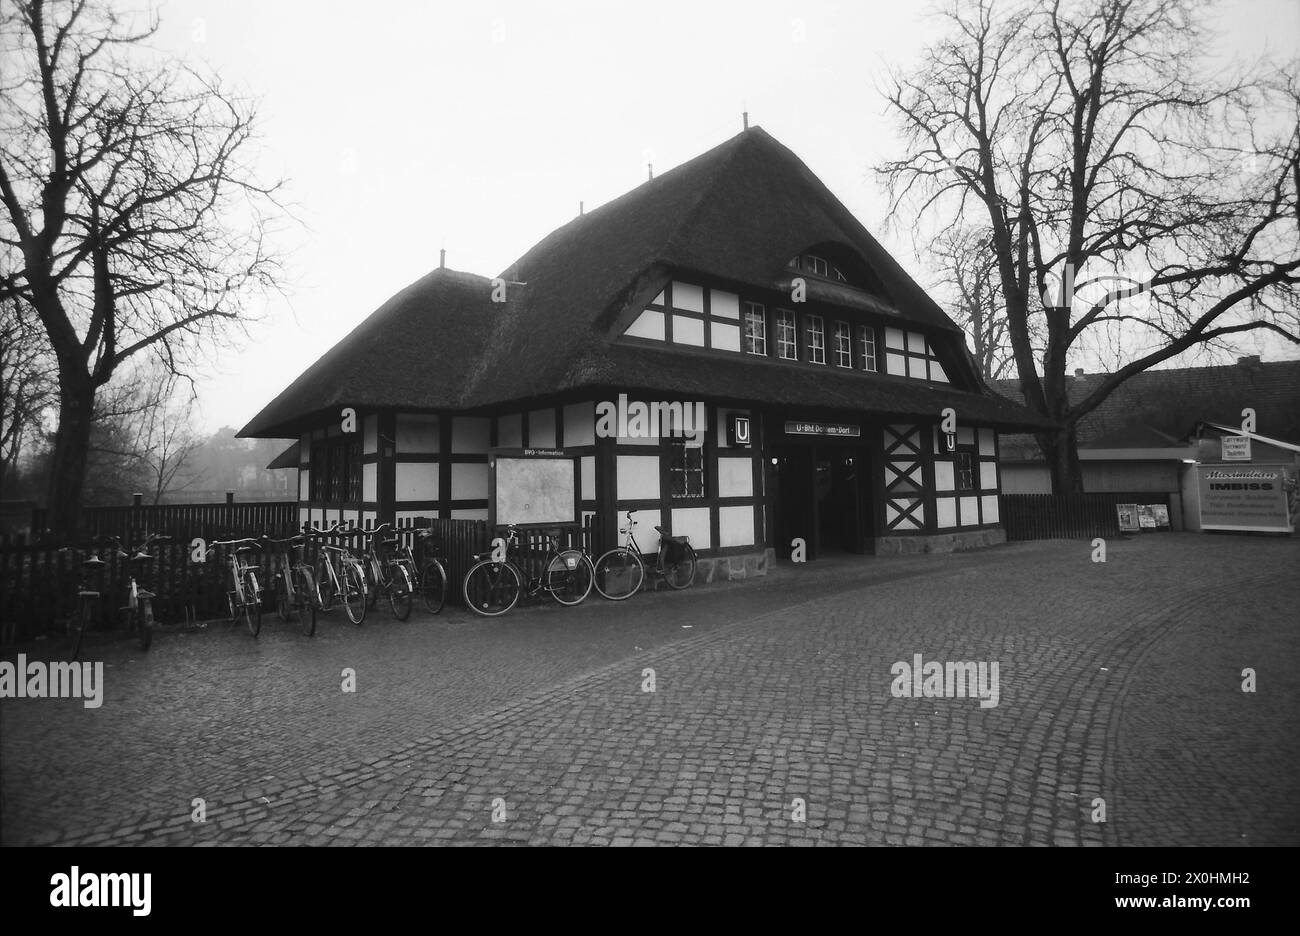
[138,0,1300,436]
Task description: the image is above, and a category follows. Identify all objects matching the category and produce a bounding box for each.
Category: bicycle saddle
[654,525,668,535]
[380,538,399,549]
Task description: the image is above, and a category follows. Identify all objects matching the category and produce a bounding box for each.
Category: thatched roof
[241,126,1053,439]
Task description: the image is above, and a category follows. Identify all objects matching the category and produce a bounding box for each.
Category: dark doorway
[771,444,872,559]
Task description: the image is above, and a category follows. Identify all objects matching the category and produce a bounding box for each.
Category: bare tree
[0,0,282,534]
[932,225,1016,379]
[129,377,205,504]
[878,0,1300,491]
[0,294,55,491]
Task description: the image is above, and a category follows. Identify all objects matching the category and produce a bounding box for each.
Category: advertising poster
[1116,504,1140,533]
[1196,464,1293,533]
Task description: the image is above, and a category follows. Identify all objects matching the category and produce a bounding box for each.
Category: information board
[491,449,578,526]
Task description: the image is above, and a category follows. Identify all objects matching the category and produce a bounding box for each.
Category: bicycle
[95,533,172,650]
[413,528,448,615]
[461,524,594,617]
[267,532,319,636]
[205,537,264,637]
[592,510,697,600]
[359,523,414,621]
[57,540,108,660]
[305,523,367,625]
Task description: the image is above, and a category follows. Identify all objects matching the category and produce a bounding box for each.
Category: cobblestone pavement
[2,534,1296,846]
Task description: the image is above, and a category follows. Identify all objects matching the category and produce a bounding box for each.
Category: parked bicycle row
[51,511,698,659]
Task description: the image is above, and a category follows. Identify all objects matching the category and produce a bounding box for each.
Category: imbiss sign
[1196,465,1293,533]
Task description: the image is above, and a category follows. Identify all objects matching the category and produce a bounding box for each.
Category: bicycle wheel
[295,567,318,637]
[273,572,290,622]
[420,558,448,614]
[663,544,698,590]
[547,550,594,606]
[388,563,413,621]
[243,570,262,637]
[316,561,336,611]
[364,557,381,610]
[592,548,645,600]
[462,559,522,617]
[342,561,367,625]
[138,602,154,651]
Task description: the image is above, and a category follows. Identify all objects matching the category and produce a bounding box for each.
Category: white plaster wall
[718,505,754,547]
[960,496,980,526]
[451,508,488,520]
[979,428,996,457]
[363,462,377,501]
[671,507,711,549]
[581,455,595,500]
[711,321,740,352]
[673,282,704,312]
[981,496,1000,523]
[529,409,556,448]
[395,462,437,501]
[452,417,490,453]
[497,413,522,448]
[717,457,754,497]
[934,461,955,492]
[710,289,739,319]
[362,417,377,455]
[451,462,488,500]
[980,461,999,491]
[626,310,664,340]
[616,455,660,500]
[564,402,596,447]
[672,316,705,346]
[937,497,958,528]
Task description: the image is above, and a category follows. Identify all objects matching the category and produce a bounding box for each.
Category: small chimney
[1238,354,1261,365]
[1074,368,1085,378]
[647,163,654,181]
[579,201,584,216]
[743,110,749,130]
[439,248,445,269]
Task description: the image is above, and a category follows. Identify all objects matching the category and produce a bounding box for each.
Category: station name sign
[784,421,861,438]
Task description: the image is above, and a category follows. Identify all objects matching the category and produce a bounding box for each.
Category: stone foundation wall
[646,547,776,590]
[874,527,1006,555]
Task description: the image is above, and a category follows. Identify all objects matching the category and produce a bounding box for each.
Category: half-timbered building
[240,127,1053,573]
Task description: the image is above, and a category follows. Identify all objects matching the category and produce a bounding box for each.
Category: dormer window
[805,255,829,277]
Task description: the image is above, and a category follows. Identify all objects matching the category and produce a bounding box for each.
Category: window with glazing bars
[776,309,798,360]
[834,322,852,367]
[668,439,705,498]
[857,325,877,372]
[743,302,767,355]
[807,315,825,364]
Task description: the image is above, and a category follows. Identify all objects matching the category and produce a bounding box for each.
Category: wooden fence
[0,512,602,644]
[1000,491,1173,541]
[27,495,299,544]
